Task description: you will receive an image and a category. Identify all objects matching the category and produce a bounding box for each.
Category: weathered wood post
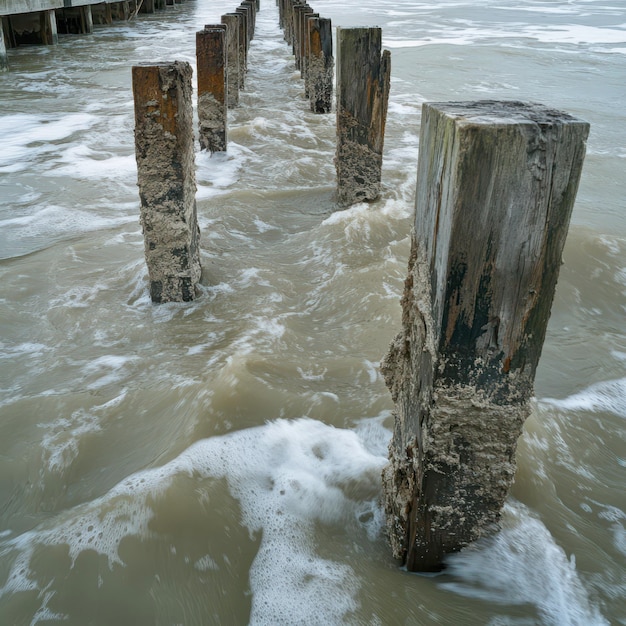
[282,0,292,43]
[139,0,156,14]
[57,6,93,34]
[381,100,590,572]
[284,0,300,47]
[233,8,248,86]
[335,27,391,207]
[221,14,240,107]
[299,9,317,82]
[278,0,285,30]
[291,4,310,70]
[131,61,201,303]
[0,23,7,72]
[196,26,227,152]
[111,2,131,21]
[241,0,256,39]
[92,3,114,24]
[307,16,332,112]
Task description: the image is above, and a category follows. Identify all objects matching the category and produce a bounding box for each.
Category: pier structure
[1,0,184,69]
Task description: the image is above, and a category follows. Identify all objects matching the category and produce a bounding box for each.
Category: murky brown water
[1,1,624,624]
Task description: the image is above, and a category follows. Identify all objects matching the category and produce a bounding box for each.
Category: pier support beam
[92,3,113,25]
[139,0,155,14]
[111,1,130,21]
[132,61,201,303]
[381,100,590,572]
[42,9,57,43]
[3,10,58,46]
[335,27,390,207]
[196,26,227,152]
[56,6,93,35]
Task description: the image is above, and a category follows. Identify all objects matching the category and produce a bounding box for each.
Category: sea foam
[542,377,626,419]
[442,501,609,626]
[0,418,388,624]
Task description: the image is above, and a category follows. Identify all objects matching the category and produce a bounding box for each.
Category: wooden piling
[307,16,332,111]
[56,6,93,35]
[139,0,155,14]
[131,61,201,303]
[299,9,317,82]
[335,27,391,207]
[92,3,113,25]
[241,0,256,39]
[381,100,590,572]
[291,4,310,69]
[221,13,240,107]
[41,10,58,45]
[233,8,248,86]
[111,2,130,21]
[0,22,7,71]
[196,26,227,153]
[278,0,285,30]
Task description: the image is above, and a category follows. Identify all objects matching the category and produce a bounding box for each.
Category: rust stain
[132,65,179,136]
[196,30,226,102]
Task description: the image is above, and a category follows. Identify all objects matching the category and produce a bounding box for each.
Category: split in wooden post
[221,13,240,107]
[381,100,590,572]
[131,61,201,303]
[335,27,391,207]
[196,26,227,152]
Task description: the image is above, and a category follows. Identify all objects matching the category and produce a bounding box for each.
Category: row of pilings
[132,0,259,304]
[133,0,393,303]
[130,0,589,574]
[276,0,391,206]
[0,0,195,71]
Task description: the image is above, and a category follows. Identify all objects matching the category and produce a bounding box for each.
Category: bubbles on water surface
[0,418,389,623]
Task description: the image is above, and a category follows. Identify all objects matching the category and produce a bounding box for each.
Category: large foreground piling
[221,13,240,107]
[196,26,227,152]
[335,27,390,207]
[132,61,201,303]
[307,16,332,112]
[381,100,589,571]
